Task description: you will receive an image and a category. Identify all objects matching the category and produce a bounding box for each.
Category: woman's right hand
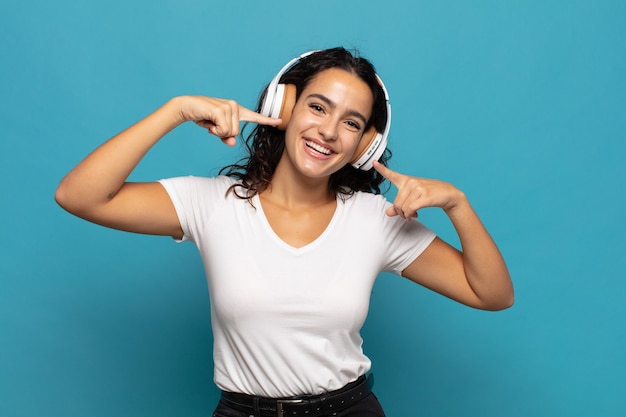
[176,96,282,146]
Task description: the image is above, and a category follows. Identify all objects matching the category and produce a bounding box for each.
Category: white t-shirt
[159,175,436,397]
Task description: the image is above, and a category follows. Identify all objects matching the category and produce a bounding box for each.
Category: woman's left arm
[374,161,514,311]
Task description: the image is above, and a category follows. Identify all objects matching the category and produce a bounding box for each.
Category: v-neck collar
[252,194,342,253]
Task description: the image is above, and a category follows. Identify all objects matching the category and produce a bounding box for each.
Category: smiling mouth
[305,140,333,156]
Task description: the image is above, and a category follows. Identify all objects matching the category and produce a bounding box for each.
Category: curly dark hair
[220,47,391,199]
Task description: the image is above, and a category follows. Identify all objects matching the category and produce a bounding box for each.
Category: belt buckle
[276,398,304,417]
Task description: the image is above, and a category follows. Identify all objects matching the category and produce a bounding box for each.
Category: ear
[277,84,296,130]
[350,126,378,164]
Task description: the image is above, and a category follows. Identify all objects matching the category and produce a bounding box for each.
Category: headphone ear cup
[277,84,296,130]
[350,126,379,164]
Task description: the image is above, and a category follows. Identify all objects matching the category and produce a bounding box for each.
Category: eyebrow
[306,93,369,126]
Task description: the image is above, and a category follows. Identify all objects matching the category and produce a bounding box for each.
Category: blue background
[1,1,624,416]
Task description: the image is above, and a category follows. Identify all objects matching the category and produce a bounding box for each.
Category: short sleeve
[158,176,234,243]
[380,199,437,275]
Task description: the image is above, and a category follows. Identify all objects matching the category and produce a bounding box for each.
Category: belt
[220,374,374,417]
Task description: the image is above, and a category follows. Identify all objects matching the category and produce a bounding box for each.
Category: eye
[309,103,324,113]
[345,120,361,131]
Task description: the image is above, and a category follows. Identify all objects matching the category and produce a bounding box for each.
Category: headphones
[260,50,392,171]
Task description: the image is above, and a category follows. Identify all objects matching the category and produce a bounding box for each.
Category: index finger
[373,160,401,185]
[238,105,282,127]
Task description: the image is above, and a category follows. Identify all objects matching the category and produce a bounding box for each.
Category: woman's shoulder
[158,175,242,204]
[346,190,389,203]
[341,190,390,214]
[160,174,237,189]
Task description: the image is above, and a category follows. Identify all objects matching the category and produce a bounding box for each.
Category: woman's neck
[262,153,335,209]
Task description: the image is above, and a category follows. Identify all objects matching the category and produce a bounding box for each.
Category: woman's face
[283,68,374,179]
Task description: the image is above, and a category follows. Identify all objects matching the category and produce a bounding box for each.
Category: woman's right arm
[55,96,280,238]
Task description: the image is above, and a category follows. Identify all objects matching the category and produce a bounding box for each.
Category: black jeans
[212,392,386,417]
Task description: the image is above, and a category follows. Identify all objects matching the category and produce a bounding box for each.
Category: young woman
[55,47,513,417]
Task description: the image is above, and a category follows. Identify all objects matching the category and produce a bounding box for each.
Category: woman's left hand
[373,160,466,220]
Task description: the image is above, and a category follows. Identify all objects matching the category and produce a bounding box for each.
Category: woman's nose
[318,117,338,141]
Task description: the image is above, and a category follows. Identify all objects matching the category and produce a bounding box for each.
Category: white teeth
[305,140,332,155]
